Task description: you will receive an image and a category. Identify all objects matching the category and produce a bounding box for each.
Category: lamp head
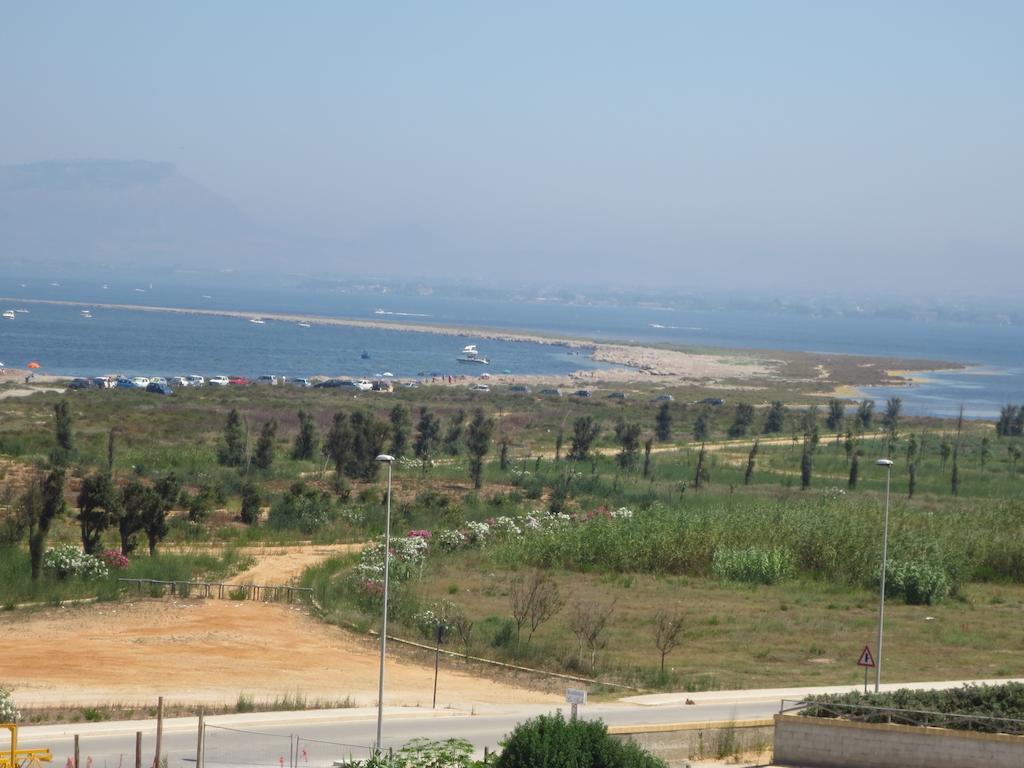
[876,459,894,467]
[376,454,395,463]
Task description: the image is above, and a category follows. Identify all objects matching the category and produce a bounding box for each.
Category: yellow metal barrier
[1,724,52,768]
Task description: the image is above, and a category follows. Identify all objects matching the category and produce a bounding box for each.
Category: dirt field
[0,546,560,710]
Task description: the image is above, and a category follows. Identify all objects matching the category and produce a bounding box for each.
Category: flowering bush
[406,529,432,540]
[42,545,109,580]
[611,506,634,520]
[464,521,490,546]
[0,686,19,723]
[435,529,466,552]
[488,516,522,539]
[413,600,459,640]
[99,549,130,570]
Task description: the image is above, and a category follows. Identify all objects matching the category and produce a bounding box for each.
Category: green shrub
[712,547,796,585]
[884,559,950,605]
[496,712,666,768]
[269,482,335,534]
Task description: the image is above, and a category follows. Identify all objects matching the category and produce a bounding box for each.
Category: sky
[2,2,1022,292]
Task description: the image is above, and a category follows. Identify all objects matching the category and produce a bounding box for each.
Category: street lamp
[374,454,395,751]
[875,457,893,692]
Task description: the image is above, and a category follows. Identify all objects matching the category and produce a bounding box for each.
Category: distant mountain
[0,159,336,273]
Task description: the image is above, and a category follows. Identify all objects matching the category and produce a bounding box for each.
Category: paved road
[15,678,1019,768]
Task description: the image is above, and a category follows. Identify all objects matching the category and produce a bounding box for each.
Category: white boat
[81,309,93,318]
[14,309,28,314]
[250,317,265,324]
[297,321,311,328]
[457,344,489,364]
[2,310,15,320]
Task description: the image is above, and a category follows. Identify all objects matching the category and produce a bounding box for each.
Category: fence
[117,579,313,603]
[780,699,1024,736]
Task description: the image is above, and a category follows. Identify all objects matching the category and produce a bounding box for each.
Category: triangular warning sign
[857,645,876,668]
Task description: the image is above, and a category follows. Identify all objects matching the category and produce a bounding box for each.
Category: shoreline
[0,297,962,389]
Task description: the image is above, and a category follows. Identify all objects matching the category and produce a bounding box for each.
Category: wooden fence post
[135,732,141,768]
[74,734,79,768]
[153,696,164,768]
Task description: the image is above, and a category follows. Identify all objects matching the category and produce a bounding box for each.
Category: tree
[568,599,615,673]
[499,436,511,470]
[727,403,755,438]
[996,404,1022,437]
[240,480,262,525]
[413,407,442,470]
[77,472,120,554]
[389,404,411,457]
[653,609,684,674]
[655,403,673,442]
[693,443,709,489]
[848,451,860,489]
[800,441,813,490]
[443,409,466,456]
[692,409,711,442]
[843,431,856,464]
[744,440,759,485]
[292,409,319,460]
[219,408,247,467]
[509,570,562,646]
[614,418,642,471]
[466,408,495,489]
[643,438,654,479]
[980,437,992,472]
[145,473,180,555]
[856,399,875,431]
[826,399,845,440]
[763,401,786,434]
[26,467,66,580]
[119,479,158,555]
[568,416,601,461]
[906,434,919,499]
[252,419,277,470]
[554,429,564,462]
[54,400,73,456]
[346,411,390,481]
[802,406,820,448]
[939,439,952,472]
[883,397,902,449]
[324,411,353,481]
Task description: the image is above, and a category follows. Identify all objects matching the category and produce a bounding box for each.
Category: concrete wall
[608,719,773,768]
[774,713,1024,768]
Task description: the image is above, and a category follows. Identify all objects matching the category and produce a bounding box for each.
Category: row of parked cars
[67,373,316,394]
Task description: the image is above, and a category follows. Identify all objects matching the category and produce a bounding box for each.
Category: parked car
[540,388,562,396]
[607,391,626,400]
[168,376,189,388]
[186,374,205,386]
[131,377,151,388]
[228,376,251,386]
[290,377,312,387]
[354,379,373,391]
[402,381,419,389]
[698,397,726,406]
[68,377,99,390]
[115,377,137,389]
[509,384,531,393]
[372,379,393,392]
[208,375,230,386]
[572,389,593,398]
[652,394,675,403]
[149,377,168,387]
[93,376,115,389]
[255,375,278,386]
[146,382,174,395]
[315,378,356,389]
[470,383,490,392]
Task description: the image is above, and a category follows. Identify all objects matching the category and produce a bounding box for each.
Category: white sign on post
[565,688,588,705]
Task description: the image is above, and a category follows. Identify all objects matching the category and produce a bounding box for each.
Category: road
[14,678,1018,767]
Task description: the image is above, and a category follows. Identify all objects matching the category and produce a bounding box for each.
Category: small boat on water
[250,317,265,324]
[2,310,15,320]
[297,321,311,328]
[81,310,93,318]
[361,350,371,359]
[457,344,489,364]
[15,309,28,314]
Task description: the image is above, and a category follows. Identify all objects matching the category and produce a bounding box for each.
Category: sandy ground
[229,544,363,585]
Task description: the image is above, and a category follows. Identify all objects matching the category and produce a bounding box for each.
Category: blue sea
[0,277,1020,419]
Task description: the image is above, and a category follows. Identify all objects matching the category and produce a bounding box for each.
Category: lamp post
[875,457,893,692]
[374,454,395,751]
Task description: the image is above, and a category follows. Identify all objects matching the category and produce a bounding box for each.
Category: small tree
[653,609,684,674]
[693,443,709,489]
[219,408,247,467]
[744,439,759,485]
[800,440,813,490]
[54,400,74,455]
[848,451,861,489]
[826,398,845,441]
[643,438,654,478]
[252,419,277,470]
[466,408,495,489]
[569,599,616,673]
[292,409,319,460]
[554,429,564,462]
[323,411,353,481]
[692,409,711,442]
[568,416,601,461]
[763,401,786,434]
[509,570,563,646]
[26,467,66,580]
[655,403,672,442]
[240,480,262,525]
[883,397,902,451]
[389,404,411,458]
[939,439,952,472]
[856,399,875,431]
[614,419,642,471]
[145,473,180,555]
[499,436,511,470]
[77,472,120,554]
[443,409,466,456]
[119,479,159,555]
[980,436,991,472]
[414,407,442,470]
[727,403,755,438]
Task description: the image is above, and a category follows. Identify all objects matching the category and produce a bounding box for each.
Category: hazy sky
[2,2,1022,291]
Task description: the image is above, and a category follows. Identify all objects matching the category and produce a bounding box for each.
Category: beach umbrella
[27,361,41,369]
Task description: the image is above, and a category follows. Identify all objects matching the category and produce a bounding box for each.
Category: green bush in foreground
[496,712,666,768]
[712,546,796,585]
[803,683,1024,734]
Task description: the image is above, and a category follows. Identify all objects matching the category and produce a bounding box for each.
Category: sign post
[565,688,587,721]
[857,645,876,694]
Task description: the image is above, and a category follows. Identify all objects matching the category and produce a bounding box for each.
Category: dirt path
[0,544,558,710]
